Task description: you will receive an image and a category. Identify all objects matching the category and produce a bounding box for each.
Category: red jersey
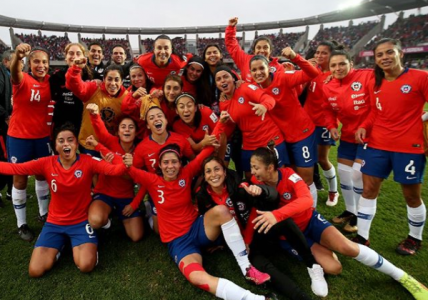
[322,69,373,144]
[304,68,332,127]
[251,168,313,232]
[225,26,284,84]
[172,106,218,143]
[181,75,197,97]
[8,73,51,139]
[220,83,284,150]
[360,68,428,154]
[0,155,126,225]
[90,114,134,198]
[128,145,215,243]
[160,100,178,128]
[261,56,317,143]
[137,53,192,90]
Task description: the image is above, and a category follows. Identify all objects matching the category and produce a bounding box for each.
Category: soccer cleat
[326,191,339,207]
[351,235,370,247]
[332,210,354,224]
[18,224,35,242]
[264,292,279,300]
[343,215,358,233]
[37,213,48,223]
[307,264,328,297]
[399,273,428,300]
[245,265,271,285]
[396,237,422,256]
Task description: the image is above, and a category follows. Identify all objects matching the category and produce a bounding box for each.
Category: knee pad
[179,262,210,291]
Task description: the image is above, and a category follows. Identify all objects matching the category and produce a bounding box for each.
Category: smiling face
[112,46,126,65]
[186,63,203,82]
[55,130,77,161]
[215,70,235,96]
[250,59,270,86]
[159,152,181,181]
[164,79,182,103]
[374,42,403,73]
[118,118,136,144]
[104,70,123,96]
[204,159,226,191]
[329,55,352,80]
[254,40,271,58]
[176,96,196,125]
[89,45,104,66]
[146,108,167,135]
[315,45,331,70]
[250,156,271,182]
[65,45,85,67]
[204,46,222,67]
[29,51,49,80]
[130,67,147,88]
[154,38,172,66]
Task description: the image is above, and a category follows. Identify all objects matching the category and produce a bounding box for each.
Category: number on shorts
[302,146,310,159]
[157,189,165,204]
[405,160,416,176]
[51,179,57,193]
[226,143,231,155]
[150,159,156,169]
[321,128,330,139]
[85,224,94,235]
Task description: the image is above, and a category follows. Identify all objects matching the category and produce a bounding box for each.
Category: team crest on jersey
[282,192,292,200]
[202,125,209,131]
[238,97,245,104]
[351,81,362,91]
[11,156,18,163]
[74,170,83,178]
[101,107,115,122]
[226,198,233,207]
[179,179,186,187]
[269,66,277,73]
[272,88,280,95]
[237,201,246,211]
[400,85,412,94]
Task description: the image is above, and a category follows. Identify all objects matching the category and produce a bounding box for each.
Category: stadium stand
[80,37,132,62]
[15,33,70,60]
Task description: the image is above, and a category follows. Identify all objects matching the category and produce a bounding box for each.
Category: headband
[188,61,204,69]
[174,93,196,105]
[159,149,181,160]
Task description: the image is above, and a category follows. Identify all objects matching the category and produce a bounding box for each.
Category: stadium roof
[0,0,427,35]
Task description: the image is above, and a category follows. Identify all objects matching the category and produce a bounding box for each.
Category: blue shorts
[361,147,426,184]
[315,127,336,146]
[224,142,231,162]
[337,140,366,161]
[93,194,142,221]
[167,216,221,265]
[35,220,98,250]
[242,141,289,172]
[148,196,157,216]
[287,132,318,167]
[279,211,331,259]
[79,145,101,158]
[7,135,51,163]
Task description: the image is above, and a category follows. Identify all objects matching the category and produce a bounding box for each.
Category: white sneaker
[307,264,328,297]
[326,191,339,207]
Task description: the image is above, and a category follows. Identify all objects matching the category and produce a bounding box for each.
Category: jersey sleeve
[272,175,313,222]
[321,90,338,130]
[65,66,98,102]
[90,114,118,146]
[182,138,195,159]
[130,185,147,211]
[91,156,127,176]
[121,92,141,121]
[284,54,319,88]
[132,142,146,169]
[127,166,158,188]
[0,158,46,176]
[254,87,276,111]
[225,26,249,71]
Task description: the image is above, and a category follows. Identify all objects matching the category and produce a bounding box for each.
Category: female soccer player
[66,58,128,156]
[8,43,51,241]
[202,44,223,114]
[214,65,285,179]
[0,123,129,277]
[181,56,213,108]
[304,41,340,206]
[137,35,192,90]
[249,145,428,300]
[354,38,427,255]
[249,49,319,205]
[173,93,221,153]
[225,17,284,84]
[196,155,325,299]
[127,116,276,300]
[50,42,89,134]
[322,47,373,233]
[85,103,143,242]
